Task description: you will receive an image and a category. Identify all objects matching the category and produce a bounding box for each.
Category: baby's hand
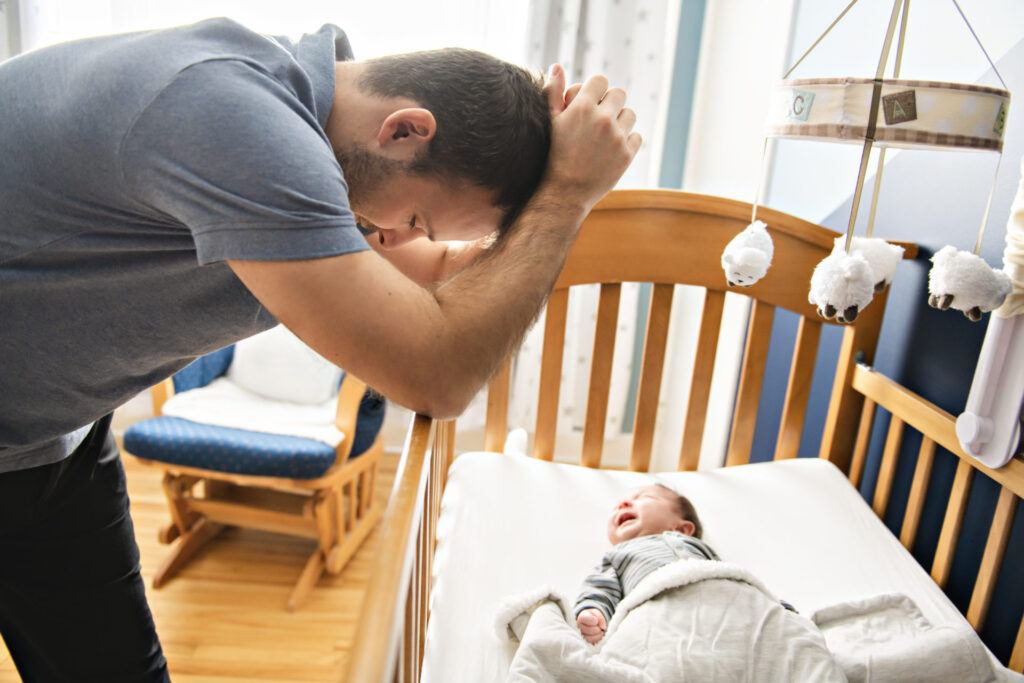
[576,608,607,644]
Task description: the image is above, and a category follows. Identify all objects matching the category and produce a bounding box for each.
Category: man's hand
[577,608,607,645]
[537,64,641,217]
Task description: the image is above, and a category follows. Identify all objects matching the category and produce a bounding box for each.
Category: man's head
[606,484,703,545]
[355,48,551,234]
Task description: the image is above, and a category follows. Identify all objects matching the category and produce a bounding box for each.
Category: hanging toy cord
[950,0,1009,256]
[783,0,861,81]
[865,0,911,240]
[750,137,770,224]
[842,0,907,254]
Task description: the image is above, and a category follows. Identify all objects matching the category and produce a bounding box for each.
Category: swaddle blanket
[812,593,999,683]
[494,558,847,682]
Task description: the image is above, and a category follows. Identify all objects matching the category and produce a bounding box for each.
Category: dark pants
[0,416,169,682]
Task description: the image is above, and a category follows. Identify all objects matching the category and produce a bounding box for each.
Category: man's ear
[376,108,436,160]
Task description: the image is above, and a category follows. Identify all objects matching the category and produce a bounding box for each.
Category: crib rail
[850,364,1024,668]
[347,414,446,682]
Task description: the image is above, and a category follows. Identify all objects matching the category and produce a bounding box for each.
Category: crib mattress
[422,452,1010,681]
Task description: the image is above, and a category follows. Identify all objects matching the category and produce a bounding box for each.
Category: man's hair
[358,48,551,232]
[656,484,703,539]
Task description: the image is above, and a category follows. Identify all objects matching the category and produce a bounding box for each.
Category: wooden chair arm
[150,378,176,416]
[333,372,368,465]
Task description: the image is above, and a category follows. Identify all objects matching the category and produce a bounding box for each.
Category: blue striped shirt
[574,532,719,623]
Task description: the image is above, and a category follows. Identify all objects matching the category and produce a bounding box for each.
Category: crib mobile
[722,0,1024,469]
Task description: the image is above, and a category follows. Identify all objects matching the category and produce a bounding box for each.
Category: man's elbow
[402,382,479,421]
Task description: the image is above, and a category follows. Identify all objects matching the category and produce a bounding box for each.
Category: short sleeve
[119,58,367,264]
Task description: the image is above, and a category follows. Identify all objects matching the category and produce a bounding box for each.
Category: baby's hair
[655,483,704,539]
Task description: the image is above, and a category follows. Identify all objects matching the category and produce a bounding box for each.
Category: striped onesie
[574,531,719,624]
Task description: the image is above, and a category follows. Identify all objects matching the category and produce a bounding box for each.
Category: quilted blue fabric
[124,417,339,479]
[173,346,235,393]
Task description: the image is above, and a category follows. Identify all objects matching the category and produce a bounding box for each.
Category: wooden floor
[0,448,400,682]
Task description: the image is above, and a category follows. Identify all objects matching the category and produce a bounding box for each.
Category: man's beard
[334,144,408,213]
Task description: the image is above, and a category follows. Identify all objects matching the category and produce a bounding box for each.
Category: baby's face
[606,485,693,545]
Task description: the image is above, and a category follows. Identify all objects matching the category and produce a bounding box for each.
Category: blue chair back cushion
[124,392,386,479]
[173,346,235,393]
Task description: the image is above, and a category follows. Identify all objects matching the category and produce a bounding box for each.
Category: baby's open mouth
[616,511,637,526]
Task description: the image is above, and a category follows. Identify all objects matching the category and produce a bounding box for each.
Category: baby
[574,483,718,644]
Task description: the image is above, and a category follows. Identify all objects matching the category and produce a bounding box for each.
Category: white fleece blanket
[494,558,847,682]
[811,593,999,683]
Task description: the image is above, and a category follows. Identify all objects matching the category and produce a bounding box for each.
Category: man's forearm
[425,187,590,414]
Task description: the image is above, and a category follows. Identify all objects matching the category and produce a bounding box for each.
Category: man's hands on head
[536,64,642,218]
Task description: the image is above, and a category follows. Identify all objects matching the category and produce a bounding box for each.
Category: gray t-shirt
[0,18,369,472]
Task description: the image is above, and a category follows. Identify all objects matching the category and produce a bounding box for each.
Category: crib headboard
[484,190,916,472]
[347,189,977,680]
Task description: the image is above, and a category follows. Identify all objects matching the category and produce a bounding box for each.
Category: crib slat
[872,415,905,518]
[1011,616,1024,672]
[678,289,725,471]
[849,397,877,489]
[535,289,569,461]
[932,458,976,589]
[967,486,1019,630]
[629,283,675,473]
[900,437,937,550]
[581,283,622,469]
[726,301,774,467]
[484,360,511,453]
[774,316,822,460]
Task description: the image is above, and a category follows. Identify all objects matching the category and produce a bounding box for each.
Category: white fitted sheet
[422,452,1014,682]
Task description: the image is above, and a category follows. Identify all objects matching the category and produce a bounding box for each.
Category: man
[0,18,639,681]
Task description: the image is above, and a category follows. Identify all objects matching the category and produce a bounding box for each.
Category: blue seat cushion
[124,417,339,479]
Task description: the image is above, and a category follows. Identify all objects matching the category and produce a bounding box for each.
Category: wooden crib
[345,190,1024,681]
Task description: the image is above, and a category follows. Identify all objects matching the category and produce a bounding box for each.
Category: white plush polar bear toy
[809,251,875,323]
[928,246,1012,322]
[722,220,774,287]
[833,236,905,292]
[809,237,904,324]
